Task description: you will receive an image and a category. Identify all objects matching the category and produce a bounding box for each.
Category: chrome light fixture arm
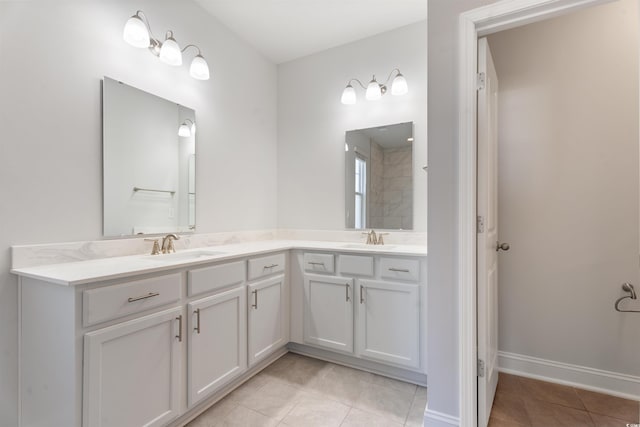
[382,68,403,86]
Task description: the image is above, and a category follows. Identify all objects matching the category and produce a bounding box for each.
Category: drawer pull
[264,264,279,269]
[194,309,201,334]
[127,292,160,303]
[252,289,258,309]
[308,262,325,266]
[360,285,365,304]
[388,268,411,273]
[176,315,183,342]
[346,283,350,302]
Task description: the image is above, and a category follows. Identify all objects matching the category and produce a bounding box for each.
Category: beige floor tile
[187,397,238,427]
[234,378,305,420]
[280,394,350,427]
[214,405,280,427]
[226,373,270,403]
[353,382,414,425]
[518,377,585,410]
[415,386,428,400]
[525,398,594,427]
[575,388,640,422]
[490,391,532,426]
[265,353,327,388]
[369,373,418,395]
[304,364,368,405]
[405,391,428,427]
[340,407,404,427]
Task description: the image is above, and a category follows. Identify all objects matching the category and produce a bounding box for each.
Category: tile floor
[187,352,427,427]
[489,373,640,427]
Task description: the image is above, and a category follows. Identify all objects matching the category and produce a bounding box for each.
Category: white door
[248,275,286,366]
[83,307,182,427]
[188,286,247,407]
[303,274,354,353]
[477,37,500,427]
[356,279,420,369]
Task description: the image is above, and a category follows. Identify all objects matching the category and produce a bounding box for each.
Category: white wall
[277,21,427,232]
[0,1,277,424]
[488,0,639,375]
[426,0,497,421]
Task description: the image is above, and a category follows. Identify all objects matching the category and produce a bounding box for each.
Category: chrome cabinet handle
[127,292,159,303]
[252,289,258,309]
[194,309,201,334]
[497,242,510,252]
[360,285,365,304]
[176,315,183,342]
[388,268,410,273]
[346,283,350,302]
[308,262,325,266]
[264,264,279,269]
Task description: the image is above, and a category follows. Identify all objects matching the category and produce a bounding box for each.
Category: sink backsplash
[11,229,427,270]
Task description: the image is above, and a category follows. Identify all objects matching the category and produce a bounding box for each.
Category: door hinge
[477,359,485,377]
[477,216,485,234]
[477,72,486,91]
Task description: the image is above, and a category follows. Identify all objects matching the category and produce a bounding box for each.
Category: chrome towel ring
[615,283,640,313]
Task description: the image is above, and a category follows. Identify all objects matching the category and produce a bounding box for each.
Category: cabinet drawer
[303,253,335,274]
[188,261,245,296]
[339,255,374,277]
[83,273,182,327]
[248,253,286,280]
[380,257,420,282]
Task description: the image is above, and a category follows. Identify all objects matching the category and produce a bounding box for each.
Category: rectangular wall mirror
[103,77,196,237]
[345,122,414,230]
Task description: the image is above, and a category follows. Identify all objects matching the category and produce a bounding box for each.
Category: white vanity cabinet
[83,307,183,427]
[247,252,288,366]
[303,274,354,352]
[292,250,427,377]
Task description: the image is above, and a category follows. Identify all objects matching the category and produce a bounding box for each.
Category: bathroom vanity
[12,239,427,427]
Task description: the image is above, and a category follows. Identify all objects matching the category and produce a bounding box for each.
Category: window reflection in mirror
[345,122,413,230]
[102,77,196,237]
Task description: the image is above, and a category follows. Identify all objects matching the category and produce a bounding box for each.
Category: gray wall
[0,1,277,424]
[489,0,639,375]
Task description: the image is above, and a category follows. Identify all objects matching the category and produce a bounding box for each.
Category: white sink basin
[144,250,225,262]
[341,244,396,250]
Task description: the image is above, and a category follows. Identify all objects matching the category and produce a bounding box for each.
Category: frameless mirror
[103,77,196,237]
[345,122,413,230]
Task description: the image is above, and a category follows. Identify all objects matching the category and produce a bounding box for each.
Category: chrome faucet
[161,234,180,254]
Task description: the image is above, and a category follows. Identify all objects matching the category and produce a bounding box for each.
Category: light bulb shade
[190,55,210,80]
[178,123,191,137]
[391,73,408,96]
[123,14,150,48]
[341,84,357,105]
[190,122,196,134]
[366,79,382,100]
[160,36,182,66]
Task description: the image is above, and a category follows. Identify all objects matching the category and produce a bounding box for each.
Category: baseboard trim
[498,351,640,400]
[424,405,460,427]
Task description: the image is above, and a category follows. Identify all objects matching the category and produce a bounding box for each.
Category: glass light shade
[123,15,150,48]
[190,55,210,80]
[160,36,182,66]
[365,79,382,101]
[341,84,356,105]
[391,73,408,96]
[178,124,191,137]
[190,122,196,135]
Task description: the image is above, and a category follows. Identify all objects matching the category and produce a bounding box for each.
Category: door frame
[456,1,614,426]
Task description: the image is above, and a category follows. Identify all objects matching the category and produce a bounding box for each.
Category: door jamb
[457,1,614,426]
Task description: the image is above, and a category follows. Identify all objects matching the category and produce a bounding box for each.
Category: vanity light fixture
[341,68,408,105]
[123,11,210,80]
[178,119,196,137]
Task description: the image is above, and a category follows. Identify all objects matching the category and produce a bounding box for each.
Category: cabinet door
[357,280,420,369]
[83,307,182,427]
[303,274,354,353]
[248,275,285,366]
[188,286,247,407]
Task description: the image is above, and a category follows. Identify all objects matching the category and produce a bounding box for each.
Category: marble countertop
[11,240,428,286]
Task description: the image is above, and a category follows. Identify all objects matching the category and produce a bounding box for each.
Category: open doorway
[458,0,640,426]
